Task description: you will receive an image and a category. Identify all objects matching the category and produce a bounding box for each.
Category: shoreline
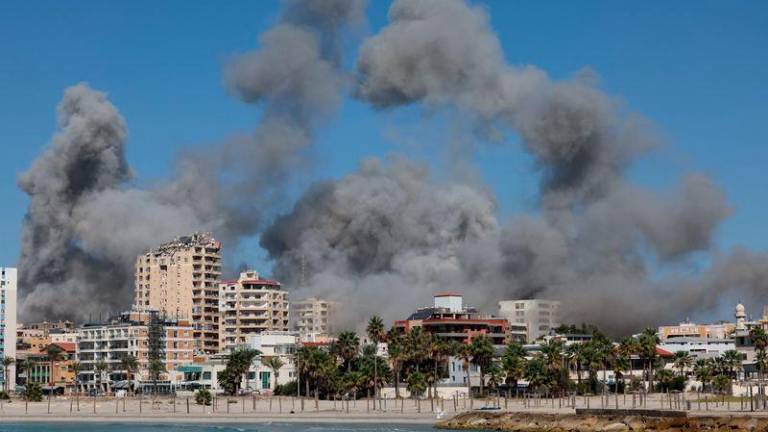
[0,414,438,424]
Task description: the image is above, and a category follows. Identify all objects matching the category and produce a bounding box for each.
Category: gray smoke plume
[260,0,754,335]
[261,157,498,327]
[18,0,366,322]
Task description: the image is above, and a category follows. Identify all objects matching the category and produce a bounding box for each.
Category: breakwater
[435,411,768,431]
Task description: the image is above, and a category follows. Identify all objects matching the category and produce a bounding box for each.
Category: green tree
[525,355,550,392]
[70,361,82,393]
[722,349,743,380]
[218,347,260,395]
[94,359,109,393]
[46,344,64,386]
[638,328,659,392]
[655,368,675,392]
[25,381,43,402]
[672,351,693,378]
[386,328,406,398]
[751,327,768,391]
[148,358,165,394]
[366,316,386,402]
[120,355,138,395]
[501,342,526,394]
[471,335,495,397]
[1,357,15,393]
[333,331,360,372]
[406,370,427,398]
[195,388,212,405]
[693,359,713,392]
[262,356,284,392]
[458,343,473,397]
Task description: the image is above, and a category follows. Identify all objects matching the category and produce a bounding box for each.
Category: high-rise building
[134,233,222,354]
[498,299,561,342]
[219,271,289,352]
[290,297,338,342]
[0,267,17,390]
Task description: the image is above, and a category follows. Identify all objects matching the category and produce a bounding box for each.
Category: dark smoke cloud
[261,157,498,327]
[18,0,366,322]
[260,0,751,335]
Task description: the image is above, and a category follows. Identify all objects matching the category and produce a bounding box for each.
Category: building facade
[219,271,289,353]
[0,267,17,390]
[658,321,735,341]
[290,297,337,342]
[498,299,561,342]
[135,232,222,354]
[76,311,194,391]
[248,331,298,391]
[395,293,509,345]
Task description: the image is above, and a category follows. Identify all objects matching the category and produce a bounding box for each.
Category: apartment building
[219,271,289,352]
[135,232,222,354]
[498,299,561,342]
[0,267,17,390]
[76,310,194,391]
[290,297,337,342]
[395,293,509,345]
[24,342,77,390]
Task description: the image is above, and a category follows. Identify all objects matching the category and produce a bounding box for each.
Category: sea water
[0,423,445,432]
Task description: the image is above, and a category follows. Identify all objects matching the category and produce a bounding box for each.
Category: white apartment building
[290,297,337,341]
[498,299,561,342]
[76,312,193,390]
[658,337,736,360]
[0,267,17,390]
[248,331,298,390]
[219,271,289,353]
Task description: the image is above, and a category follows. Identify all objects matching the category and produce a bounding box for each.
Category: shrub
[24,382,43,402]
[274,380,298,396]
[0,390,9,400]
[195,388,212,406]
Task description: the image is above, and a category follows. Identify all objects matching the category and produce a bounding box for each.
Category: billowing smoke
[19,0,764,335]
[18,0,366,322]
[261,0,758,335]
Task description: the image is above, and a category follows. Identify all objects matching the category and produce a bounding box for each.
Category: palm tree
[148,359,165,395]
[501,342,526,395]
[751,327,768,393]
[613,354,630,394]
[386,329,405,398]
[471,335,495,397]
[694,359,712,392]
[404,327,430,371]
[334,331,360,372]
[46,344,64,388]
[458,343,473,397]
[722,350,743,380]
[94,359,109,394]
[70,361,82,394]
[672,351,693,378]
[565,343,584,389]
[366,316,385,403]
[638,328,659,392]
[2,356,15,393]
[120,355,138,395]
[18,359,36,401]
[262,356,284,392]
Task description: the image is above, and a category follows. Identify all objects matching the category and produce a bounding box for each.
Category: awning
[177,365,203,373]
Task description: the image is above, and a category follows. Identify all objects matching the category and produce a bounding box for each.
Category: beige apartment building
[219,271,289,352]
[290,297,338,341]
[135,232,222,354]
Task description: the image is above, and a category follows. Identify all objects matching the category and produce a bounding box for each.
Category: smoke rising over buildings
[17,0,767,334]
[18,0,366,322]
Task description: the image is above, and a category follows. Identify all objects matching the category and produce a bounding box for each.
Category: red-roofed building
[394,293,510,345]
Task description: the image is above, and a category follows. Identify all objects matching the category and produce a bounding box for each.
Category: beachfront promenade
[1,392,768,423]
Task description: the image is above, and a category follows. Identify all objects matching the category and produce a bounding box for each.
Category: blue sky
[1,0,767,287]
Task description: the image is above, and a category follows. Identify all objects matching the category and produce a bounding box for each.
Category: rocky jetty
[435,411,768,432]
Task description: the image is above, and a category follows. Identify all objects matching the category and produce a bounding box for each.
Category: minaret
[736,303,746,331]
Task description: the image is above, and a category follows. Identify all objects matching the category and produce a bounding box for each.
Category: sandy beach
[1,393,767,424]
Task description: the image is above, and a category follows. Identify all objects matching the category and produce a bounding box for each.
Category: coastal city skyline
[1,0,768,427]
